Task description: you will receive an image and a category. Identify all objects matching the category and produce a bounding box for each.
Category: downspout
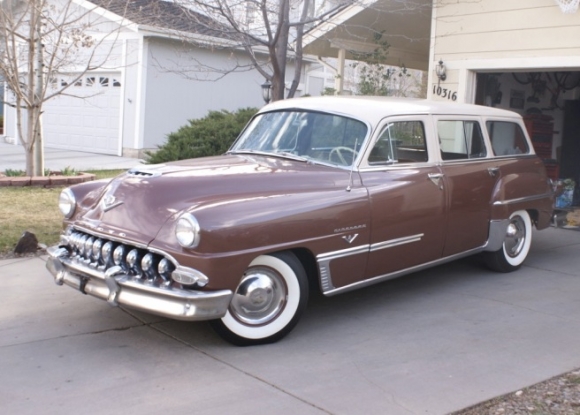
[117,38,127,156]
[134,35,147,156]
[427,0,438,99]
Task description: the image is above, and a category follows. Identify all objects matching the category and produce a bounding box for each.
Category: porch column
[334,48,346,95]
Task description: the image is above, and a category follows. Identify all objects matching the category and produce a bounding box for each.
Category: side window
[438,120,487,160]
[486,121,530,156]
[368,121,428,165]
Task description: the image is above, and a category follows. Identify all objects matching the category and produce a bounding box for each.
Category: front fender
[148,186,371,291]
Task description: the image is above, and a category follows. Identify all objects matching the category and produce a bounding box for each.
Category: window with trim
[438,120,486,160]
[368,121,428,164]
[486,121,530,156]
[232,111,367,167]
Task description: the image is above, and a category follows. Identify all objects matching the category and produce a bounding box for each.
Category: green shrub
[145,107,258,164]
[61,166,77,176]
[4,168,25,177]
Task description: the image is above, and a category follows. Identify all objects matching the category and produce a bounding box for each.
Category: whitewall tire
[210,251,308,346]
[484,210,532,273]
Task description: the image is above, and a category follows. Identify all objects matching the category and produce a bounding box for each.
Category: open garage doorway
[475,71,580,208]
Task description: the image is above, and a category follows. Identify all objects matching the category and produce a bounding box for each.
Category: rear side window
[368,121,428,164]
[486,121,530,156]
[438,120,487,160]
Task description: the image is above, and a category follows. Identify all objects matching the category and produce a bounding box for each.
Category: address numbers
[433,85,457,101]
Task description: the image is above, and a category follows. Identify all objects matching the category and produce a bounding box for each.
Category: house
[302,0,432,95]
[303,0,580,186]
[426,0,580,186]
[3,0,312,158]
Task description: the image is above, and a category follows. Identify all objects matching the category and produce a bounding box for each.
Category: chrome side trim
[46,245,232,321]
[322,246,485,296]
[317,244,370,262]
[317,233,425,293]
[492,192,552,206]
[370,234,424,252]
[317,245,369,293]
[483,219,510,252]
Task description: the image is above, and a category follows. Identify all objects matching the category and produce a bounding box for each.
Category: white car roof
[260,96,522,125]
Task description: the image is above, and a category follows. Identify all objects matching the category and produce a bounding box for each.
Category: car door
[359,116,447,279]
[435,117,500,257]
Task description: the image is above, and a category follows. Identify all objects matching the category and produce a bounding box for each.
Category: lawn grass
[0,169,126,254]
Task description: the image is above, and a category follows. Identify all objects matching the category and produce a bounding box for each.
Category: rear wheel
[484,210,532,273]
[210,252,308,346]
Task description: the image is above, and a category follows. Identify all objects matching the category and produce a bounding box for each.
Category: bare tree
[170,0,356,102]
[0,0,128,176]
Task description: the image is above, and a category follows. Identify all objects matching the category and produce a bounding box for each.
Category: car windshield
[230,110,368,167]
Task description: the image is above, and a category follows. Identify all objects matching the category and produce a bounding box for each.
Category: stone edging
[0,172,96,187]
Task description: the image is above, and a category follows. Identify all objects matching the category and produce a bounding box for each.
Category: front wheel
[484,210,532,273]
[209,252,309,346]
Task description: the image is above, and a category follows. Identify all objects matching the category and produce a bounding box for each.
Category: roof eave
[302,0,377,48]
[74,0,139,33]
[137,24,240,48]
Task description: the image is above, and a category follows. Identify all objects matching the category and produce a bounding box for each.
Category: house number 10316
[433,85,457,101]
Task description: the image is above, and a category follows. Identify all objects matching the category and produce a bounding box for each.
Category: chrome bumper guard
[45,246,233,321]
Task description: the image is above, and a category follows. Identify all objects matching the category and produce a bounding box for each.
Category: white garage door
[43,73,122,155]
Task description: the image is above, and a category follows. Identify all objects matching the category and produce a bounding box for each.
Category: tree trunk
[25,107,37,176]
[287,0,309,99]
[33,117,43,176]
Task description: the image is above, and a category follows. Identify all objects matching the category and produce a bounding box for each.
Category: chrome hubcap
[505,216,526,258]
[230,267,286,326]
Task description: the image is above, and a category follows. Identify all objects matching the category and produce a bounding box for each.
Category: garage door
[43,73,122,155]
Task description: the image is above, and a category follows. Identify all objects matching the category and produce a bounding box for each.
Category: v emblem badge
[342,234,358,244]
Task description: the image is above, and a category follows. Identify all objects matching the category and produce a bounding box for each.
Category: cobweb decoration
[554,0,580,13]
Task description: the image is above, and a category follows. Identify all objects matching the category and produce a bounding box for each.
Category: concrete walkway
[1,227,580,414]
[0,141,144,172]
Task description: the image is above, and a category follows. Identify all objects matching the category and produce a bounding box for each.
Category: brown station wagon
[46,97,554,346]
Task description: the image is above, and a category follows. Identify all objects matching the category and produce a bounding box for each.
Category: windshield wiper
[274,151,309,162]
[229,149,309,162]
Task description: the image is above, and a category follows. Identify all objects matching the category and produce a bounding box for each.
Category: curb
[0,172,96,187]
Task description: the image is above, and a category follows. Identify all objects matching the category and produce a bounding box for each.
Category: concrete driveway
[2,227,580,415]
[0,141,142,172]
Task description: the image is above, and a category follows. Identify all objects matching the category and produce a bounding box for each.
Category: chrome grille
[65,230,175,286]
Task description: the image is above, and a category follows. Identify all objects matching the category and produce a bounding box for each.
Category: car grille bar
[63,229,175,287]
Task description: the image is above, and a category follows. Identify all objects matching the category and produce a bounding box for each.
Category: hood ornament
[102,195,124,212]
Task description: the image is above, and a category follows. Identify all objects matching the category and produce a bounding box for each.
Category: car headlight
[175,213,200,248]
[58,188,76,219]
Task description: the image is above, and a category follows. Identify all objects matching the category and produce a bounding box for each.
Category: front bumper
[46,246,233,321]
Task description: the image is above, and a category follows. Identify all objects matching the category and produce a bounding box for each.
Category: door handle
[488,167,499,177]
[428,173,444,190]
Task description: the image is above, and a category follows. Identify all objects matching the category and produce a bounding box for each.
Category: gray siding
[141,38,268,150]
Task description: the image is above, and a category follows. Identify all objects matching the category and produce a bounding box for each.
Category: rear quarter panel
[491,156,553,229]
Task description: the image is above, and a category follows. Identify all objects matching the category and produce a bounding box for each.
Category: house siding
[429,0,580,102]
[141,37,305,152]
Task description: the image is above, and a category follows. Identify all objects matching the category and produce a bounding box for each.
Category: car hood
[74,154,355,244]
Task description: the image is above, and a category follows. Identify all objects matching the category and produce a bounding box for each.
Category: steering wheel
[329,146,358,166]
